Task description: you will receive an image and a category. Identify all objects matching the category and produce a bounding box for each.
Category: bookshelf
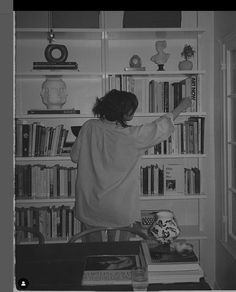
[14,13,207,249]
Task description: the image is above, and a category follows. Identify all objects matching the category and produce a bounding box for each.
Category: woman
[70,89,191,241]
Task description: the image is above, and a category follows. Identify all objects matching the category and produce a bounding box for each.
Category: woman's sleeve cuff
[165,112,174,124]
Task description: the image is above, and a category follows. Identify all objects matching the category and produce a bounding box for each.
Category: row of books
[15,164,77,199]
[107,75,200,113]
[15,116,204,158]
[148,75,199,113]
[15,206,81,242]
[15,120,70,157]
[140,163,200,196]
[144,117,205,155]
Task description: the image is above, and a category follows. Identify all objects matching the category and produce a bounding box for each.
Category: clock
[129,54,142,68]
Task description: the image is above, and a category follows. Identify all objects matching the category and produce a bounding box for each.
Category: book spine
[163,81,169,112]
[22,123,30,157]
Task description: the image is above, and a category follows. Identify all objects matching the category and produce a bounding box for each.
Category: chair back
[68,226,148,243]
[15,226,45,245]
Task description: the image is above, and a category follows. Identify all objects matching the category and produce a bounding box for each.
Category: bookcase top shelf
[105,28,205,40]
[16,27,205,40]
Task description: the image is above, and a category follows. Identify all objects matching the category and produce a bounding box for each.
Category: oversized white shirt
[70,114,174,227]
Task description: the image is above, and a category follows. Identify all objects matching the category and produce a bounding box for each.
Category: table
[15,241,211,291]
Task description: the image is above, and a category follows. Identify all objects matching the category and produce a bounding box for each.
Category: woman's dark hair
[92,89,138,127]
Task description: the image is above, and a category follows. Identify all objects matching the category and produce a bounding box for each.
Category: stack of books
[33,62,78,70]
[141,241,204,283]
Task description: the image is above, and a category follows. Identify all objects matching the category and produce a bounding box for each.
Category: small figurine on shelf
[150,40,170,71]
[124,54,146,71]
[178,44,195,70]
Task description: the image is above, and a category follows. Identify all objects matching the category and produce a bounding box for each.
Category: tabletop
[14,241,211,291]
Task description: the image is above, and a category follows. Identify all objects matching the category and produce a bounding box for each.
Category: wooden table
[15,241,211,291]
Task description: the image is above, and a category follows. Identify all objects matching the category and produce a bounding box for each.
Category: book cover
[82,254,140,285]
[141,241,200,272]
[164,162,184,195]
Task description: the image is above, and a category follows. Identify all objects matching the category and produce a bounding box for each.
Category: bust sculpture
[150,40,170,70]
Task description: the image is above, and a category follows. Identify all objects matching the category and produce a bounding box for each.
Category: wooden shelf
[140,194,207,200]
[17,226,206,245]
[178,225,207,240]
[15,194,207,208]
[16,28,104,40]
[142,154,207,159]
[16,71,104,79]
[15,197,75,207]
[106,28,205,40]
[15,112,206,120]
[15,113,93,119]
[106,70,206,77]
[15,156,72,162]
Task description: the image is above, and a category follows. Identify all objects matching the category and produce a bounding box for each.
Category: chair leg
[101,230,107,242]
[114,230,120,241]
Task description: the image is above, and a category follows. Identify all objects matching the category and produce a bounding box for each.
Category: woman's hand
[172,97,192,120]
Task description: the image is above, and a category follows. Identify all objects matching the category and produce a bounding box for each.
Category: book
[33,61,78,70]
[164,162,184,195]
[148,268,204,283]
[141,241,200,272]
[82,254,140,285]
[28,108,80,114]
[22,122,30,157]
[124,67,146,71]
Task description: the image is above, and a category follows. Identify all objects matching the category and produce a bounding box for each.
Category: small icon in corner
[18,278,29,289]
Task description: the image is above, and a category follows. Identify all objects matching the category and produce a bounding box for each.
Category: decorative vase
[178,60,193,71]
[40,77,68,109]
[148,210,180,244]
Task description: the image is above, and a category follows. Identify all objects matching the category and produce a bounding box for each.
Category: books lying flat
[148,268,204,284]
[82,254,140,285]
[141,241,200,271]
[27,109,80,114]
[33,61,78,70]
[124,67,146,71]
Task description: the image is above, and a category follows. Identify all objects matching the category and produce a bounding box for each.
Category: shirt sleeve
[70,124,86,163]
[129,114,175,151]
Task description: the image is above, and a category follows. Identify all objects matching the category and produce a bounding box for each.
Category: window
[222,32,236,255]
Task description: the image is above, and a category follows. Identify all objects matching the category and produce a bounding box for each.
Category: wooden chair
[68,226,149,243]
[15,226,45,245]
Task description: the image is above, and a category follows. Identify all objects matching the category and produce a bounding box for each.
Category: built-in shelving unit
[14,12,207,247]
